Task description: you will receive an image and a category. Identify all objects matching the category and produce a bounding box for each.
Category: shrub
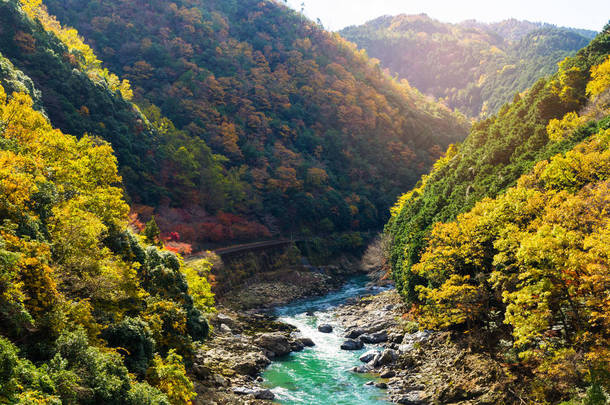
[101,317,155,376]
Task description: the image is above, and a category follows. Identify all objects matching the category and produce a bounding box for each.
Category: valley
[0,0,608,404]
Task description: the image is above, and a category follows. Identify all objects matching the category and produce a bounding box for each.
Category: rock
[219,324,232,334]
[399,330,431,353]
[365,381,375,386]
[359,350,379,363]
[231,387,274,399]
[388,332,404,343]
[353,364,372,373]
[297,337,315,347]
[375,382,388,389]
[254,389,275,400]
[216,313,233,323]
[376,349,397,366]
[305,310,315,316]
[291,340,305,352]
[216,313,237,329]
[193,363,211,378]
[233,358,259,376]
[340,339,364,350]
[232,387,254,396]
[255,332,292,357]
[344,327,365,339]
[380,369,396,378]
[317,324,333,333]
[361,320,392,334]
[384,304,394,311]
[396,391,426,404]
[232,350,271,376]
[213,374,228,387]
[359,331,388,344]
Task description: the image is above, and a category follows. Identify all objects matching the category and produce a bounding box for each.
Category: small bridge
[205,239,304,295]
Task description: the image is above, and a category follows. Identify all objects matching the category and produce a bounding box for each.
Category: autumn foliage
[0,84,213,403]
[386,26,610,402]
[38,0,468,244]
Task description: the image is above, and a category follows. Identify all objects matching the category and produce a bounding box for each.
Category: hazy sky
[285,0,609,32]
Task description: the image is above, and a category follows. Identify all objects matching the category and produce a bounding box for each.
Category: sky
[285,0,609,32]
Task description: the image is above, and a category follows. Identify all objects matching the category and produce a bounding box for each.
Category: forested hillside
[386,24,610,402]
[341,14,595,117]
[0,73,215,402]
[29,0,468,247]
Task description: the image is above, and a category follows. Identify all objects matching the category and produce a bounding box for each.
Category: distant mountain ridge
[459,17,597,41]
[341,14,595,117]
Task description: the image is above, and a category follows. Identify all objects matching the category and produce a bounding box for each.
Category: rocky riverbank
[192,243,521,405]
[190,253,374,404]
[190,307,314,404]
[334,290,518,404]
[218,256,364,310]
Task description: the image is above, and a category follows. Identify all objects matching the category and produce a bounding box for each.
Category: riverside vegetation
[0,0,608,403]
[386,24,610,403]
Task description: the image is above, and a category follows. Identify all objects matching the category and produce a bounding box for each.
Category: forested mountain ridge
[341,14,595,117]
[461,18,596,42]
[386,24,610,402]
[0,0,166,202]
[33,0,468,248]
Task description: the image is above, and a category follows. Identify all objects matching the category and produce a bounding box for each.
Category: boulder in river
[255,332,292,357]
[380,369,396,378]
[291,340,305,352]
[317,324,333,333]
[341,338,364,350]
[297,337,315,347]
[359,350,379,363]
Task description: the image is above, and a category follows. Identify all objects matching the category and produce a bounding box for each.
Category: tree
[144,216,161,246]
[146,350,195,405]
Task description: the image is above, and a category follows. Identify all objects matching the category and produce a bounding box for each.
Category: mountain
[32,0,468,248]
[385,24,610,402]
[462,18,597,42]
[0,0,171,202]
[341,14,595,117]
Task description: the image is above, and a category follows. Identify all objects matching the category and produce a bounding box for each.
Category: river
[262,276,391,404]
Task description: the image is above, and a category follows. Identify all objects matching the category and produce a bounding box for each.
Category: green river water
[262,276,391,404]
